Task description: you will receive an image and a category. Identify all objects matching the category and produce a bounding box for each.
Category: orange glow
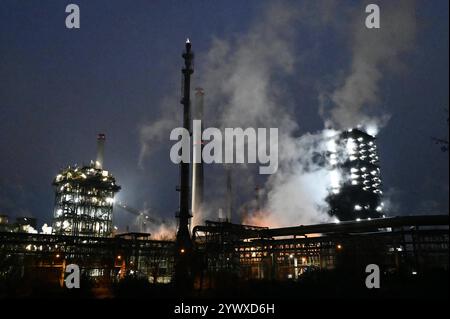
[242,210,281,228]
[151,223,176,241]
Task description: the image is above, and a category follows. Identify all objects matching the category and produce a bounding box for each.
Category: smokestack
[225,165,232,222]
[191,88,204,228]
[96,133,106,169]
[175,39,194,292]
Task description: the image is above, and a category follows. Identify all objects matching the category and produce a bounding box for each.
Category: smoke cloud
[320,0,416,132]
[138,1,417,228]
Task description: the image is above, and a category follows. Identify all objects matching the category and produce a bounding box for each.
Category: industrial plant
[0,40,448,298]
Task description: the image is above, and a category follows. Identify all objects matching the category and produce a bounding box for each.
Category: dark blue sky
[0,1,448,229]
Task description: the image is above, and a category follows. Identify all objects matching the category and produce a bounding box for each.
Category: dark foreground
[1,269,448,299]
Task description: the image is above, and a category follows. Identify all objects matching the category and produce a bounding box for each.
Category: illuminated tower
[327,128,384,221]
[52,134,120,237]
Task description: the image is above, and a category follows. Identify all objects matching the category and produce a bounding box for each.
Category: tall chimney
[96,133,106,169]
[175,39,194,291]
[191,88,204,229]
[225,165,232,222]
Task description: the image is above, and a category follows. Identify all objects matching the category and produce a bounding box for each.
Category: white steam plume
[199,3,339,226]
[320,0,416,133]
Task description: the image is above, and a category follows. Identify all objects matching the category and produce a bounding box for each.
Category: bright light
[356,218,361,222]
[330,170,341,189]
[350,168,358,173]
[352,180,358,185]
[289,254,294,259]
[117,255,122,260]
[106,197,115,204]
[326,138,337,153]
[337,244,342,250]
[412,271,418,275]
[376,206,382,212]
[346,138,356,154]
[354,205,362,211]
[350,174,359,179]
[180,249,185,254]
[365,124,379,137]
[357,137,364,142]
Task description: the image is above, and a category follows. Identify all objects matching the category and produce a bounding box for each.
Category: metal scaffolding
[52,164,120,237]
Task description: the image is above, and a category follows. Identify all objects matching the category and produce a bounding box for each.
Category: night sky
[0,1,448,230]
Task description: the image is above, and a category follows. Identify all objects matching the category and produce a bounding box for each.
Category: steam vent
[52,135,120,237]
[327,128,383,221]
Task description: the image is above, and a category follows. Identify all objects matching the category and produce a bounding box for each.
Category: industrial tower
[327,128,384,221]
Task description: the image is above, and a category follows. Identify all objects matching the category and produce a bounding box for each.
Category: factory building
[52,134,120,237]
[327,128,383,221]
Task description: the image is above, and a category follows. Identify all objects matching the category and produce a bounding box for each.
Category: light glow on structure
[326,128,383,221]
[52,164,120,237]
[346,138,356,155]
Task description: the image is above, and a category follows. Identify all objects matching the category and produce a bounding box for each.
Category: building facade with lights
[327,128,383,221]
[52,164,120,237]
